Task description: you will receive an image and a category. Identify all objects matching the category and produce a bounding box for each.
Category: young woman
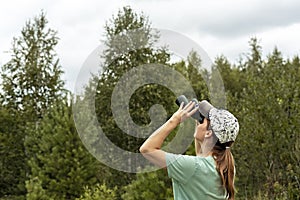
[140,100,239,200]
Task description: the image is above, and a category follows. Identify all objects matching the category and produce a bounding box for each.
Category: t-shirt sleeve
[165,153,196,184]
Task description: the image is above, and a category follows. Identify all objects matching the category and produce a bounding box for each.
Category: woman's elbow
[139,145,149,154]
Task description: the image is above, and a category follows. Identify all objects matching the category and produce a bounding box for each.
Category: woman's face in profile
[194,118,210,142]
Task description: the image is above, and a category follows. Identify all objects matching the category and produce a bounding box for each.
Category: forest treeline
[0,6,299,200]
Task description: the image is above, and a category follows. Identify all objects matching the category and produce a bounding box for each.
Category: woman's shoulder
[166,153,215,167]
[194,156,216,170]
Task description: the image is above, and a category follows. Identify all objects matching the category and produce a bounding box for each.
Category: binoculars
[175,95,205,123]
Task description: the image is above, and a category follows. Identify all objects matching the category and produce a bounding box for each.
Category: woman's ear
[205,130,213,138]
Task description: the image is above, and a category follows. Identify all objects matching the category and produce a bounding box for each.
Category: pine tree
[0,106,26,198]
[121,169,173,200]
[186,50,209,101]
[75,183,117,200]
[234,41,300,199]
[0,11,66,198]
[0,11,66,121]
[25,101,99,199]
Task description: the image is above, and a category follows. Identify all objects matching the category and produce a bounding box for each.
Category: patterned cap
[198,100,239,143]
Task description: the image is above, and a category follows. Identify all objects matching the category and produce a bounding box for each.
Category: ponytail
[212,140,235,200]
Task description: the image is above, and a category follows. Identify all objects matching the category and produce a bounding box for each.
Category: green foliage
[0,107,26,197]
[26,177,50,200]
[214,55,247,99]
[0,11,66,121]
[0,196,24,200]
[186,50,209,100]
[0,12,66,198]
[95,5,171,150]
[122,169,173,200]
[24,101,99,199]
[234,40,300,199]
[103,6,159,66]
[84,6,173,194]
[75,184,117,200]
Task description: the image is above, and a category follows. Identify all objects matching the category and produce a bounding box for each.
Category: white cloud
[1,0,300,91]
[129,0,300,37]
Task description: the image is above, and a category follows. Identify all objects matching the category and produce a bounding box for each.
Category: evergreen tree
[81,6,172,195]
[186,50,209,101]
[75,183,117,200]
[25,177,49,200]
[0,12,66,198]
[121,169,173,200]
[234,42,300,199]
[0,11,65,121]
[214,55,247,99]
[25,100,99,199]
[0,106,26,199]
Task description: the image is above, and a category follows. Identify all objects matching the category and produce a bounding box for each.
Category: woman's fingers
[179,102,185,109]
[188,106,199,116]
[174,101,199,123]
[184,101,197,113]
[183,101,193,110]
[182,101,198,117]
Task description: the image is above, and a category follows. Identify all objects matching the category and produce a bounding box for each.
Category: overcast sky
[1,0,300,91]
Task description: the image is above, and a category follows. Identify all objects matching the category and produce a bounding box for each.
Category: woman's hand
[171,101,199,125]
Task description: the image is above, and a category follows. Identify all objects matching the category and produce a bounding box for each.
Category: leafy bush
[76,184,117,200]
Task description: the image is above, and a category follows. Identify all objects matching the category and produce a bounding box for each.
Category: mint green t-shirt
[166,153,227,200]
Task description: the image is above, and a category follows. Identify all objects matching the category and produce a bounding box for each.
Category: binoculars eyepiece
[175,95,205,123]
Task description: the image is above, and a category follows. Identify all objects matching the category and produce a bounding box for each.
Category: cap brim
[198,100,214,119]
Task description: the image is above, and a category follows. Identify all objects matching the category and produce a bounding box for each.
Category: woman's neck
[199,139,214,157]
